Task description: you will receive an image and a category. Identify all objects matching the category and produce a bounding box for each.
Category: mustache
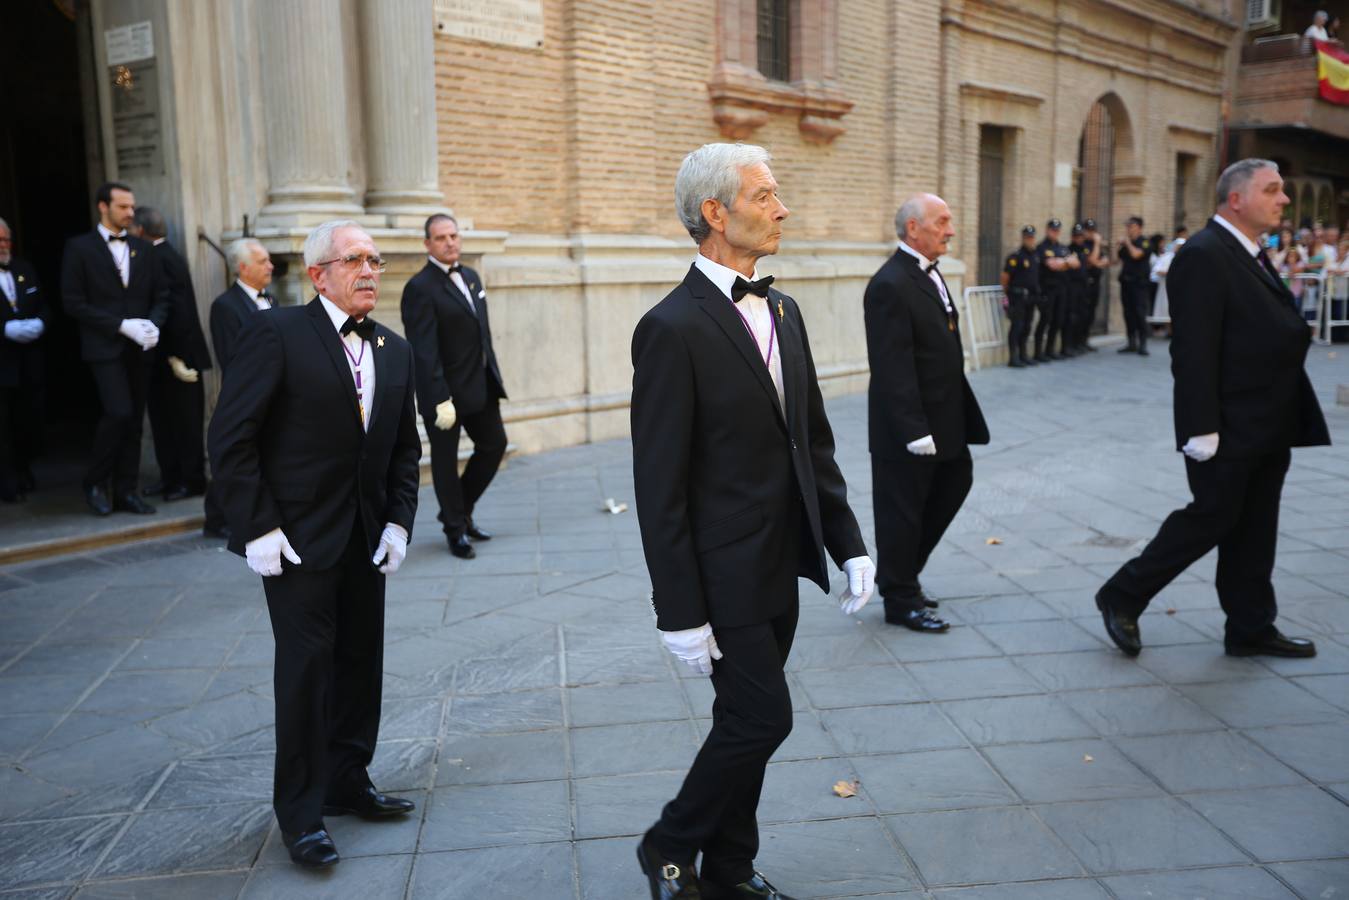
[354,278,378,291]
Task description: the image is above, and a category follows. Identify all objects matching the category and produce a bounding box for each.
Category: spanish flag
[1317,40,1349,106]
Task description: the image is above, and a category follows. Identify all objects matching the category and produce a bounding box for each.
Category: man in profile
[1095,159,1329,659]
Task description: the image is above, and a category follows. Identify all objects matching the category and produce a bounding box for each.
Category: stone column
[360,0,445,224]
[257,0,363,224]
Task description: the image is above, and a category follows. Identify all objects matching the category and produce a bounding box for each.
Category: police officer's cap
[1083,218,1097,230]
[1021,225,1036,237]
[1046,218,1062,230]
[1071,223,1084,235]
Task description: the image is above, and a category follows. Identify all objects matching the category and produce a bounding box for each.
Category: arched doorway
[1077,99,1115,335]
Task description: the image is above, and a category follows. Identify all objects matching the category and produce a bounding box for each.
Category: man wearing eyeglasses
[208,220,422,869]
[400,213,507,560]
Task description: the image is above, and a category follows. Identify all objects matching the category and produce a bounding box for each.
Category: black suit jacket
[631,264,866,632]
[209,283,266,375]
[60,229,170,361]
[864,248,990,460]
[149,241,212,371]
[0,258,45,388]
[207,298,422,570]
[1168,218,1330,456]
[400,261,506,420]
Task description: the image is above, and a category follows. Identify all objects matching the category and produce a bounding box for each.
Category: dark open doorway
[0,0,101,494]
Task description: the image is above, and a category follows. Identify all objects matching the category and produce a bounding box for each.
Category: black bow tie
[924,261,940,275]
[446,262,462,274]
[106,233,127,243]
[340,316,376,340]
[731,275,774,302]
[257,291,274,305]
[0,262,9,271]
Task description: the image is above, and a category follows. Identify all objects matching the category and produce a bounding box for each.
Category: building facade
[6,0,1247,459]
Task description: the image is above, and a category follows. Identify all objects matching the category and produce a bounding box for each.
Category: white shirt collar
[693,253,759,303]
[317,295,360,336]
[237,279,262,302]
[897,240,935,270]
[97,223,127,242]
[1213,214,1261,258]
[427,255,460,276]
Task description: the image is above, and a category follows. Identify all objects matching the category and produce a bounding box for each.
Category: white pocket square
[477,289,486,299]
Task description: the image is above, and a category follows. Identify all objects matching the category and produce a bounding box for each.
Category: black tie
[925,261,939,275]
[106,233,127,242]
[0,262,9,271]
[257,291,274,306]
[731,275,774,302]
[1255,248,1283,287]
[447,262,462,274]
[340,316,376,340]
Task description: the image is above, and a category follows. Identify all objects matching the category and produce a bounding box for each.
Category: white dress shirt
[97,223,131,287]
[0,268,14,307]
[1213,214,1261,258]
[317,295,376,432]
[897,241,953,313]
[237,279,272,310]
[428,255,476,313]
[694,253,786,413]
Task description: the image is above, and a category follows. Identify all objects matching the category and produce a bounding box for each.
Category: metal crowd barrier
[1291,272,1349,344]
[958,285,1009,371]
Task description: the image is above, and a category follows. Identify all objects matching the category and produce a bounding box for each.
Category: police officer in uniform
[999,226,1039,368]
[1080,218,1107,351]
[1066,223,1092,355]
[1118,215,1151,356]
[1034,219,1075,362]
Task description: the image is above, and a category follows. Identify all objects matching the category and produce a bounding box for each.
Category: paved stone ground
[2,341,1348,900]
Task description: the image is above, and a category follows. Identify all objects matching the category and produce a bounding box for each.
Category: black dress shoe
[141,480,164,497]
[915,587,940,609]
[282,827,339,868]
[1096,594,1141,656]
[703,872,797,899]
[636,831,700,899]
[85,484,113,517]
[1137,346,1150,356]
[1226,630,1316,658]
[162,484,191,502]
[113,493,157,515]
[885,608,950,633]
[465,518,492,541]
[323,785,416,818]
[449,534,476,559]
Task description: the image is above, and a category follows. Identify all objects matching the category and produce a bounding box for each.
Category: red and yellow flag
[1317,40,1349,105]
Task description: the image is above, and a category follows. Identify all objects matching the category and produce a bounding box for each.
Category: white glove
[19,318,43,341]
[840,555,876,615]
[371,523,409,574]
[660,623,722,676]
[167,355,200,383]
[1182,433,1219,462]
[3,320,38,343]
[118,318,159,350]
[244,526,301,577]
[434,398,457,430]
[906,434,937,456]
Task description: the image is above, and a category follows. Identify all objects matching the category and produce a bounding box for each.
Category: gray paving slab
[0,343,1344,898]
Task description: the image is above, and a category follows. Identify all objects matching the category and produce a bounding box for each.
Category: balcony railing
[1231,34,1349,140]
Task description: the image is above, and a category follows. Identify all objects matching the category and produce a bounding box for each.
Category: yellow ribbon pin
[377,335,385,348]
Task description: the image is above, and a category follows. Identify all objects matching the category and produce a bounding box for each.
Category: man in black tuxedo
[0,217,45,501]
[208,220,422,868]
[133,207,213,503]
[631,142,874,900]
[203,238,276,539]
[1096,159,1329,659]
[61,181,169,516]
[865,194,990,634]
[400,213,507,559]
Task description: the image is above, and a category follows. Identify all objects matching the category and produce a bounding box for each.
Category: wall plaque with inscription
[110,61,164,176]
[433,0,544,49]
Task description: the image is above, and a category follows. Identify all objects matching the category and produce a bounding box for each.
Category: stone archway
[1075,92,1140,334]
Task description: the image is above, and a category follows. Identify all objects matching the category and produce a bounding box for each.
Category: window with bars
[757,0,791,82]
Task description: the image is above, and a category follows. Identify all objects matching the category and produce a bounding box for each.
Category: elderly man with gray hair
[630,142,873,899]
[208,220,421,868]
[1095,159,1329,660]
[864,193,989,633]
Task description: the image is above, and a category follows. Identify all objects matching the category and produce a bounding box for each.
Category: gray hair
[0,216,9,236]
[894,197,927,239]
[302,219,364,267]
[134,206,167,239]
[1215,158,1279,207]
[675,143,772,243]
[227,237,266,270]
[1315,10,1329,23]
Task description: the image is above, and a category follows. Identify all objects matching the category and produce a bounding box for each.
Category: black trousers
[872,451,973,613]
[146,359,206,491]
[0,383,40,498]
[262,521,385,833]
[1041,282,1067,354]
[1006,289,1033,357]
[652,603,798,885]
[1099,449,1290,645]
[427,398,507,538]
[1120,280,1150,350]
[1082,273,1103,343]
[1031,285,1058,354]
[86,348,150,494]
[1065,280,1086,350]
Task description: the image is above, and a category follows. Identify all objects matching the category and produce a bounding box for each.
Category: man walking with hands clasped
[630,143,874,900]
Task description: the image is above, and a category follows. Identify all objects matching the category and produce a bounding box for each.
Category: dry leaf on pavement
[832,780,860,798]
[986,537,1003,545]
